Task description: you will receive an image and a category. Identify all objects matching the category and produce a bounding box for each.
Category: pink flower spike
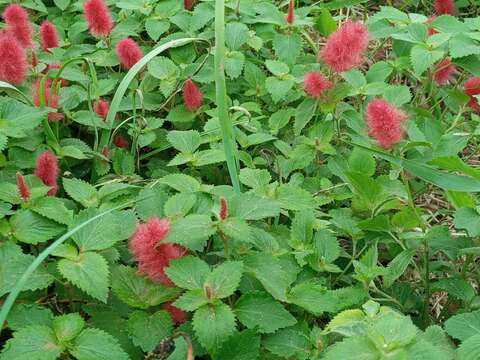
[366,98,408,150]
[183,79,203,112]
[34,151,59,196]
[83,0,114,37]
[184,0,194,10]
[94,99,110,119]
[129,217,188,286]
[433,59,458,85]
[116,38,143,69]
[303,71,333,98]
[16,172,30,201]
[40,21,60,52]
[2,4,33,48]
[464,77,480,112]
[219,197,229,220]
[434,0,457,16]
[0,34,27,85]
[162,302,187,325]
[320,20,370,73]
[285,0,295,25]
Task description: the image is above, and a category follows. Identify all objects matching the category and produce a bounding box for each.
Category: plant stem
[214,0,241,194]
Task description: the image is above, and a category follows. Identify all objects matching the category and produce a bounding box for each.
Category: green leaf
[433,277,476,303]
[53,313,85,344]
[58,252,109,303]
[145,19,169,41]
[204,261,243,299]
[445,310,480,341]
[127,310,173,352]
[0,325,64,360]
[265,60,290,76]
[457,334,480,360]
[449,33,480,59]
[384,85,412,106]
[167,130,201,153]
[11,209,64,244]
[244,253,292,301]
[165,214,215,251]
[165,255,210,290]
[70,328,129,360]
[0,242,54,297]
[315,8,337,36]
[454,208,480,236]
[322,336,378,360]
[276,184,316,211]
[159,173,202,192]
[289,284,368,315]
[231,193,280,220]
[383,249,415,288]
[164,193,196,218]
[234,291,296,333]
[111,265,181,309]
[173,289,208,311]
[71,208,136,252]
[410,45,444,76]
[272,33,302,65]
[192,303,236,354]
[225,22,250,50]
[30,197,73,226]
[63,178,99,208]
[216,330,260,360]
[294,98,317,135]
[136,187,168,220]
[265,77,294,103]
[7,304,53,331]
[264,328,310,358]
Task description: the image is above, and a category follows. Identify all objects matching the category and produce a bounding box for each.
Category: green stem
[215,0,241,194]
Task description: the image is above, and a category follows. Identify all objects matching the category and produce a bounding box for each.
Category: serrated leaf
[0,241,54,297]
[244,253,292,301]
[272,33,302,66]
[231,193,281,220]
[294,98,317,135]
[11,209,64,244]
[383,249,415,288]
[136,187,168,220]
[127,310,173,352]
[0,325,64,360]
[165,214,215,251]
[159,173,201,193]
[410,45,444,76]
[322,336,378,360]
[205,261,243,299]
[63,178,99,208]
[234,291,296,333]
[58,252,109,302]
[433,277,476,303]
[164,255,210,290]
[164,193,196,218]
[192,303,236,354]
[7,304,54,331]
[71,208,136,252]
[111,265,181,309]
[457,334,480,360]
[445,310,480,341]
[70,328,129,360]
[216,330,260,360]
[53,313,85,344]
[454,207,480,236]
[30,197,73,226]
[167,130,201,153]
[173,289,208,311]
[225,22,250,50]
[276,184,316,211]
[264,328,310,358]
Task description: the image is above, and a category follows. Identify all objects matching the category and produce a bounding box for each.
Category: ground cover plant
[2,0,480,359]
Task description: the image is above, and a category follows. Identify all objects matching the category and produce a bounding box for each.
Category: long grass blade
[215,0,241,194]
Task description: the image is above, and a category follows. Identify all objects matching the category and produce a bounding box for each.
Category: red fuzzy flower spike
[40,21,60,52]
[162,302,187,325]
[184,0,194,10]
[116,38,143,69]
[31,51,38,67]
[113,136,129,149]
[129,217,188,286]
[16,172,30,201]
[3,4,33,48]
[183,79,203,111]
[433,59,458,85]
[219,197,229,220]
[434,0,457,15]
[366,98,408,150]
[320,20,370,73]
[94,99,110,119]
[285,0,295,25]
[464,77,480,112]
[304,71,333,98]
[0,34,27,85]
[34,151,59,196]
[83,0,114,38]
[426,16,438,36]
